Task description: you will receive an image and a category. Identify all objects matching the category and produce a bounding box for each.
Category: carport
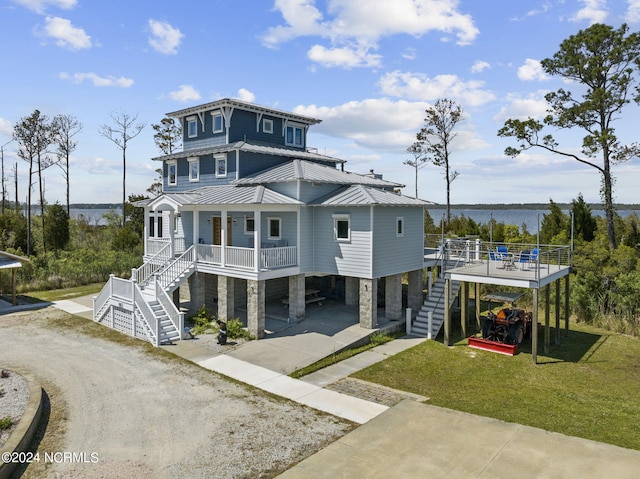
[0,250,29,306]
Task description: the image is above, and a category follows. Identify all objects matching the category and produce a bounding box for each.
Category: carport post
[532,288,538,364]
[544,285,550,355]
[444,278,451,346]
[555,280,561,346]
[475,283,481,331]
[460,281,468,338]
[565,275,570,337]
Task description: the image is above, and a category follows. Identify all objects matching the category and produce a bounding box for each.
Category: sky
[1,0,640,208]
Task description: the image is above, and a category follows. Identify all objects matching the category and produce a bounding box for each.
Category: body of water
[70,208,122,225]
[426,208,637,233]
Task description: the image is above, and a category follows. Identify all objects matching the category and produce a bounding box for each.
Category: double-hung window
[244,215,255,234]
[167,161,177,186]
[187,116,197,138]
[188,157,199,182]
[333,214,350,242]
[212,112,223,133]
[268,217,281,240]
[285,124,304,147]
[263,119,273,134]
[215,154,227,177]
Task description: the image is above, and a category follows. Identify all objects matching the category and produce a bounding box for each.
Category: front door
[212,216,233,246]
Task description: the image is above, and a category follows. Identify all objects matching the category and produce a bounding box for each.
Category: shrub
[189,305,216,335]
[0,417,12,430]
[225,318,253,340]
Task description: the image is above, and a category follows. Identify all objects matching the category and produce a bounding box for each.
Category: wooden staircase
[411,278,461,339]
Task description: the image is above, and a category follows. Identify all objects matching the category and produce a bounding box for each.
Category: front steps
[411,278,461,339]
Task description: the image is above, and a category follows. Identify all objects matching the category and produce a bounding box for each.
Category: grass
[289,332,404,379]
[353,321,640,450]
[27,283,104,302]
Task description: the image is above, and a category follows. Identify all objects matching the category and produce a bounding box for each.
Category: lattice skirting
[96,305,153,344]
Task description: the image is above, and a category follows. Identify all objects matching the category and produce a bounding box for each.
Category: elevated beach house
[94,98,429,345]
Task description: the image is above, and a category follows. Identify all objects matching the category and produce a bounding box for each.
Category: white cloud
[168,85,201,102]
[41,16,91,50]
[569,0,608,24]
[12,0,76,14]
[307,44,381,68]
[471,60,490,73]
[235,88,256,103]
[294,97,487,153]
[262,0,479,68]
[148,19,184,55]
[59,72,134,88]
[517,59,549,81]
[493,92,549,123]
[626,0,640,22]
[0,118,13,137]
[378,70,496,107]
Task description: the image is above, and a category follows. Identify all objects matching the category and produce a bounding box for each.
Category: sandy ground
[0,307,353,479]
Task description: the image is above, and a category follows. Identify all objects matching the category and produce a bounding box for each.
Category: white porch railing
[147,238,170,255]
[195,244,296,270]
[155,277,184,340]
[157,245,196,290]
[261,246,296,269]
[133,282,159,345]
[133,241,171,285]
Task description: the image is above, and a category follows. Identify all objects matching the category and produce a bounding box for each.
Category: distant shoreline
[426,203,640,211]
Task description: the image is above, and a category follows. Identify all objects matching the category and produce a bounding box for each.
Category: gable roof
[146,185,303,209]
[233,159,403,188]
[165,98,321,125]
[151,140,344,164]
[310,184,429,207]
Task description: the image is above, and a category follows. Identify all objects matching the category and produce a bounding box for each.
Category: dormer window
[285,124,304,147]
[263,119,273,134]
[187,116,197,138]
[212,112,223,133]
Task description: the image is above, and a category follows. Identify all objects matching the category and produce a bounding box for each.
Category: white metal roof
[149,185,303,208]
[0,250,29,269]
[311,184,430,207]
[233,159,403,188]
[151,140,344,164]
[165,98,321,125]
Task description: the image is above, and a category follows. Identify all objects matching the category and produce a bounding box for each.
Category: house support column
[385,273,402,321]
[444,278,451,346]
[188,272,205,315]
[359,278,377,329]
[217,275,235,321]
[247,279,265,339]
[345,276,358,306]
[288,274,306,323]
[407,269,422,318]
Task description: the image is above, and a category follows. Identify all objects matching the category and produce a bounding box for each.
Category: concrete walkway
[49,296,640,478]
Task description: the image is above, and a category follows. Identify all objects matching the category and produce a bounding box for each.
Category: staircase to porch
[93,246,197,346]
[410,278,461,339]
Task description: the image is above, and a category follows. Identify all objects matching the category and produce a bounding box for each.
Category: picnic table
[281,289,326,306]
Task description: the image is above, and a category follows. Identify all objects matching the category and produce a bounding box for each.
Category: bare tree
[53,114,83,216]
[13,110,55,254]
[99,112,146,227]
[414,99,463,226]
[404,142,429,199]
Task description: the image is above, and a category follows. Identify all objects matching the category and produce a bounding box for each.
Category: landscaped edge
[0,370,43,479]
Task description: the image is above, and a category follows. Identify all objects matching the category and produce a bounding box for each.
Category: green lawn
[27,283,104,302]
[353,322,640,451]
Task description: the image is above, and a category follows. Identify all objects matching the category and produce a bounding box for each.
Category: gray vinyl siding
[299,208,314,271]
[228,110,286,145]
[372,207,424,277]
[312,207,372,278]
[181,211,194,245]
[238,151,288,177]
[265,182,298,200]
[300,182,343,203]
[163,153,237,192]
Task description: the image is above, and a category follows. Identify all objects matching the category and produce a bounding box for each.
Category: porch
[146,237,298,272]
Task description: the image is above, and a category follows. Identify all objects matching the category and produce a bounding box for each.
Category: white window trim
[186,116,197,138]
[188,157,199,182]
[263,118,273,134]
[267,217,281,240]
[215,154,227,178]
[285,122,304,147]
[244,215,255,234]
[396,217,404,237]
[211,111,223,133]
[333,214,351,242]
[167,161,177,186]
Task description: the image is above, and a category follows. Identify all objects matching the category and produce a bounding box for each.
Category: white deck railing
[195,244,296,270]
[147,238,170,256]
[157,246,195,290]
[155,278,184,340]
[133,241,171,285]
[261,246,296,269]
[226,246,255,269]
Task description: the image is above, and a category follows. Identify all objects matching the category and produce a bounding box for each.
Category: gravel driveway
[0,307,353,479]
